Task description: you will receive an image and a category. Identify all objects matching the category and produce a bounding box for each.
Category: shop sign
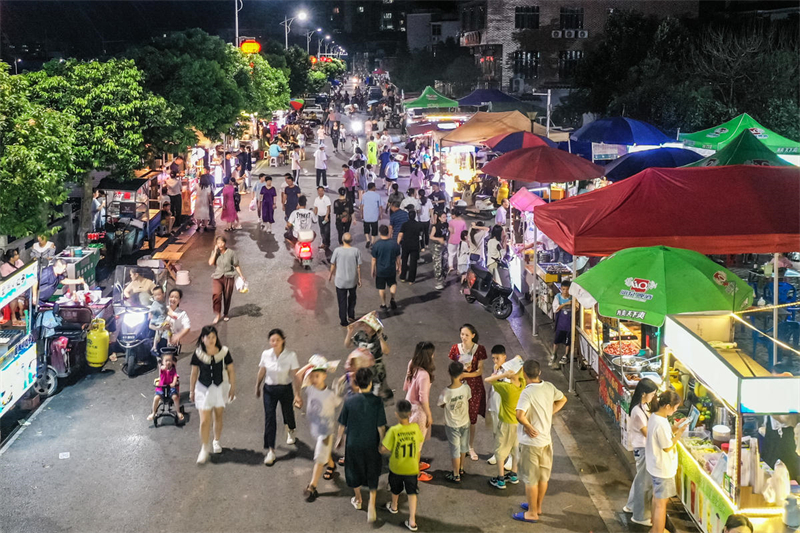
[0,341,37,417]
[0,262,37,310]
[239,39,261,54]
[705,127,728,139]
[616,309,646,320]
[620,277,657,301]
[776,146,799,154]
[747,127,768,139]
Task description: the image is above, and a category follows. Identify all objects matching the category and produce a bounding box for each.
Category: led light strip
[733,301,799,314]
[730,313,800,358]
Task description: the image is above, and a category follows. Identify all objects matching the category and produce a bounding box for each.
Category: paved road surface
[0,114,636,533]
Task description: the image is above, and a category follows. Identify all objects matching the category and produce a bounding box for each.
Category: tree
[285,46,312,96]
[393,39,478,95]
[232,50,290,117]
[126,29,247,139]
[441,56,481,96]
[25,58,178,236]
[0,64,76,237]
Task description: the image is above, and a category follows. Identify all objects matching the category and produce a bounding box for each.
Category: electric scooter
[293,230,314,270]
[463,265,514,319]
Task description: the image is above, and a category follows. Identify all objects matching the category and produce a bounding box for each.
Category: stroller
[152,346,185,427]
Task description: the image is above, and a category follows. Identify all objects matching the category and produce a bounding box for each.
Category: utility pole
[234,0,243,46]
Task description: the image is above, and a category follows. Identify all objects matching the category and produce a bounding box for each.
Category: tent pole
[568,257,577,394]
[532,224,538,337]
[773,252,779,368]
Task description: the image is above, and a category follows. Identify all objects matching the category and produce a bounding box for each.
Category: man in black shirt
[397,209,425,283]
[430,182,449,214]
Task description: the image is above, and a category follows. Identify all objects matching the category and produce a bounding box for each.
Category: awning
[441,111,531,145]
[403,86,458,109]
[534,165,800,256]
[684,130,795,168]
[680,113,800,154]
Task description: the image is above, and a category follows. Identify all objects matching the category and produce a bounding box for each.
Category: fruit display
[694,395,714,425]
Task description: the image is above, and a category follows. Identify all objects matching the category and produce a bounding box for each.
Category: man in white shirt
[495,198,509,226]
[287,195,318,241]
[400,188,421,216]
[313,186,332,250]
[515,360,567,523]
[314,145,328,189]
[385,157,399,184]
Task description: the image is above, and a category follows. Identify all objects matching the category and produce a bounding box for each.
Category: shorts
[155,386,179,398]
[388,472,419,495]
[344,447,382,490]
[651,475,677,499]
[519,444,553,485]
[364,221,378,236]
[445,424,470,459]
[494,421,519,461]
[314,435,334,465]
[376,275,397,290]
[554,329,571,346]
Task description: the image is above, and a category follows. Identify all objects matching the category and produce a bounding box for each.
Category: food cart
[664,313,800,533]
[98,177,161,260]
[53,247,100,293]
[0,262,38,417]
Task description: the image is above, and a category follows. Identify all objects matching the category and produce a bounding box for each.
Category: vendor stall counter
[664,313,800,533]
[0,262,38,417]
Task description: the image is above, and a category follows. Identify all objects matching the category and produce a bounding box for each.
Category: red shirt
[343,168,357,189]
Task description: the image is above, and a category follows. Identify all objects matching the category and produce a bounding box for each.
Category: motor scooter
[33,305,93,396]
[293,230,314,270]
[463,265,514,319]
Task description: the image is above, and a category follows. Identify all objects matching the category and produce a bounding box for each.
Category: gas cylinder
[86,318,110,368]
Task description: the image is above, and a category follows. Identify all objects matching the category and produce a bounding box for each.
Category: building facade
[407,12,461,51]
[460,0,699,95]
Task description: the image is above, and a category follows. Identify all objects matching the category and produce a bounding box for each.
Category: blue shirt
[379,151,392,167]
[38,266,64,304]
[269,144,282,157]
[389,209,409,236]
[252,181,265,198]
[371,239,401,277]
[360,190,384,223]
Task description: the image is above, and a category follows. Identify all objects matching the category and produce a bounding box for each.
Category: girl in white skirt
[190,325,236,464]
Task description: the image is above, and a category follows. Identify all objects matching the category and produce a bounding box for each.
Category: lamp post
[281,10,308,50]
[234,0,243,45]
[14,58,20,75]
[318,34,330,56]
[306,28,321,54]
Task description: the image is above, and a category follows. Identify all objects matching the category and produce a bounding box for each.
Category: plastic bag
[234,277,249,293]
[248,198,257,211]
[763,460,791,504]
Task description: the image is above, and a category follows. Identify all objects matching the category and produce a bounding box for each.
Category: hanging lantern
[240,39,261,54]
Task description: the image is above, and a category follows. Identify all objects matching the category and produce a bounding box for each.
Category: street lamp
[318,34,330,56]
[306,27,322,54]
[14,58,21,75]
[281,10,308,50]
[234,0,244,46]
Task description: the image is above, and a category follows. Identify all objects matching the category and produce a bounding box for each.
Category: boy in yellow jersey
[381,399,423,532]
[485,351,526,489]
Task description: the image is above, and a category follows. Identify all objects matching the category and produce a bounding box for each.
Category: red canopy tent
[534,165,800,256]
[481,146,605,183]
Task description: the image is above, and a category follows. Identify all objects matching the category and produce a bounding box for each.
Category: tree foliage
[0,64,76,237]
[232,49,290,117]
[557,11,799,138]
[25,58,176,234]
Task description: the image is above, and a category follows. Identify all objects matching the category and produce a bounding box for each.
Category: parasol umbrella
[481,146,605,183]
[290,99,305,111]
[484,131,557,152]
[604,147,703,181]
[569,246,754,327]
[509,188,546,212]
[571,117,671,146]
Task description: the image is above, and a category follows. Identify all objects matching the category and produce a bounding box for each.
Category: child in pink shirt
[148,352,183,422]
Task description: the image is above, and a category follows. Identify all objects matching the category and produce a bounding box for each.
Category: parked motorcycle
[463,265,514,319]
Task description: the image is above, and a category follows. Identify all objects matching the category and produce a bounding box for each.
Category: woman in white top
[646,390,686,533]
[194,173,213,231]
[417,192,432,252]
[624,378,658,526]
[255,328,300,466]
[31,235,57,263]
[486,225,505,284]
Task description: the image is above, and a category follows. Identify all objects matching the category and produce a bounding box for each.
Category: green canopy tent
[680,113,800,154]
[683,130,795,168]
[403,86,459,109]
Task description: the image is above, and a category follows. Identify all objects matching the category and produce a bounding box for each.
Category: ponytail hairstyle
[628,378,658,415]
[651,390,682,413]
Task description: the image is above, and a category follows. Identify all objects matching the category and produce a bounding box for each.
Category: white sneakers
[487,455,513,469]
[488,454,497,465]
[212,440,222,454]
[197,445,210,464]
[286,427,296,445]
[264,449,276,466]
[631,517,653,527]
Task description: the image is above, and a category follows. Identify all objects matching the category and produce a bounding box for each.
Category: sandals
[323,465,336,480]
[469,448,478,461]
[444,471,461,483]
[338,456,345,466]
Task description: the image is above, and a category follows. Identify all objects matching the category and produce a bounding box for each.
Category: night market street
[0,134,632,533]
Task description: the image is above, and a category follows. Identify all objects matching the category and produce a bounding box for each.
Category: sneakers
[505,471,519,484]
[350,496,362,510]
[286,428,296,445]
[559,355,568,365]
[487,454,498,465]
[622,506,632,513]
[630,517,653,527]
[264,449,276,466]
[196,445,210,464]
[212,440,222,454]
[435,283,445,290]
[489,476,507,489]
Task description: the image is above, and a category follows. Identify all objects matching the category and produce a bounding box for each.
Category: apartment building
[460,0,698,95]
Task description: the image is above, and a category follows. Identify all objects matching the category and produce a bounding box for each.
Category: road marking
[0,396,53,457]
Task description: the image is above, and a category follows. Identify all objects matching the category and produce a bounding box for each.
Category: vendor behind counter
[38,259,88,305]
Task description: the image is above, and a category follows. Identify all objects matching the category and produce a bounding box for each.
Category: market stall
[440,110,532,146]
[684,130,795,168]
[680,113,800,156]
[663,312,800,533]
[98,177,161,259]
[53,247,100,293]
[0,262,38,417]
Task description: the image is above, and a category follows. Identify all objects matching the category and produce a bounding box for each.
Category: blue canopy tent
[571,117,672,146]
[458,88,520,107]
[603,147,703,181]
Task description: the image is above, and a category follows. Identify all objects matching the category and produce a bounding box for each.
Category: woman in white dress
[195,173,214,231]
[190,325,236,464]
